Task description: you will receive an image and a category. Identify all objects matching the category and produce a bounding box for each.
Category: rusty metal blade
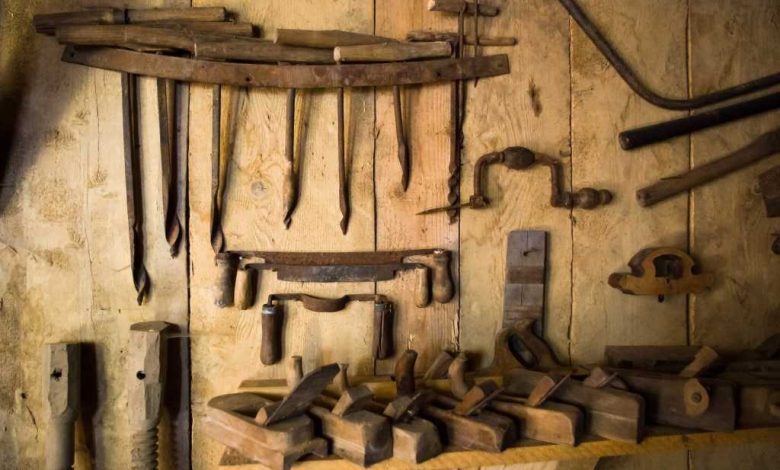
[256,363,340,426]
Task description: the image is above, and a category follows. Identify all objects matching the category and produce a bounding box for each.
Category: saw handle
[234,267,257,310]
[431,250,454,303]
[261,304,283,365]
[373,301,394,359]
[414,266,431,307]
[214,254,238,307]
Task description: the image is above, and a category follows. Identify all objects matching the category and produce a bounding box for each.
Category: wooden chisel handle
[431,250,455,303]
[414,266,431,308]
[637,128,780,207]
[373,301,394,359]
[261,304,284,365]
[233,267,257,310]
[334,41,451,63]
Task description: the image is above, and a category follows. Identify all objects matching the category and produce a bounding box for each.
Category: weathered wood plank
[374,0,458,375]
[688,0,780,466]
[570,0,690,365]
[459,0,574,367]
[0,0,190,468]
[188,0,376,467]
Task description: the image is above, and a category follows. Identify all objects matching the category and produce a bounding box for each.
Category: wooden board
[2,0,780,468]
[687,0,780,466]
[569,0,690,365]
[0,1,190,468]
[374,0,459,375]
[187,0,376,467]
[460,0,574,366]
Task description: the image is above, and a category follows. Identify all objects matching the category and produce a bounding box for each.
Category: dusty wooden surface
[1,0,779,469]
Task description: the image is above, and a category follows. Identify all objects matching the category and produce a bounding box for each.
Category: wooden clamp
[44,343,81,470]
[128,321,174,469]
[504,368,645,442]
[608,247,714,300]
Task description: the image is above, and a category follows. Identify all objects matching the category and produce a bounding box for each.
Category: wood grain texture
[570,0,690,365]
[188,1,376,467]
[374,0,459,375]
[687,0,780,466]
[459,0,574,367]
[687,0,780,349]
[0,0,190,468]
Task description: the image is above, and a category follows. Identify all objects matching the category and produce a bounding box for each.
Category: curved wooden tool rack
[61,46,510,89]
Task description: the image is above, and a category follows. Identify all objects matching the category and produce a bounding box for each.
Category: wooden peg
[44,343,81,470]
[128,321,174,469]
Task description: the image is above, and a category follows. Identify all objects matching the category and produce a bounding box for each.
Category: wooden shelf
[218,427,780,469]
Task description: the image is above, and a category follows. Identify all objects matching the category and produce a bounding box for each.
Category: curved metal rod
[560,0,780,110]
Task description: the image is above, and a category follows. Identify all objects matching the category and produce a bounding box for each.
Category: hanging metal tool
[418,147,612,215]
[157,78,183,256]
[210,85,226,253]
[282,88,298,228]
[121,72,150,304]
[337,87,350,234]
[558,0,780,111]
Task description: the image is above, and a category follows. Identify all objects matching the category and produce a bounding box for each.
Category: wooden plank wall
[0,0,778,469]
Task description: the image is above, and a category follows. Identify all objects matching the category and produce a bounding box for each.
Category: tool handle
[275,29,393,48]
[637,128,780,207]
[431,250,455,303]
[373,302,394,359]
[394,350,418,396]
[233,268,257,310]
[214,254,238,307]
[619,92,780,150]
[414,266,431,308]
[46,419,75,470]
[261,304,284,365]
[447,353,470,399]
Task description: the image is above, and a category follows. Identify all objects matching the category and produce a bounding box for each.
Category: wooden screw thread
[131,428,159,470]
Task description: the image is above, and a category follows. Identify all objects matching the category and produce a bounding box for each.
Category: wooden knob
[447,353,470,399]
[233,268,257,310]
[287,356,303,389]
[414,266,431,308]
[394,350,418,396]
[431,250,454,303]
[261,304,283,365]
[214,253,238,308]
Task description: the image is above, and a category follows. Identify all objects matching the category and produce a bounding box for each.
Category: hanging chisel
[121,72,150,304]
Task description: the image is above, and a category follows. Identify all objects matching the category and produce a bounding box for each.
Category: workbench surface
[0,0,777,468]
